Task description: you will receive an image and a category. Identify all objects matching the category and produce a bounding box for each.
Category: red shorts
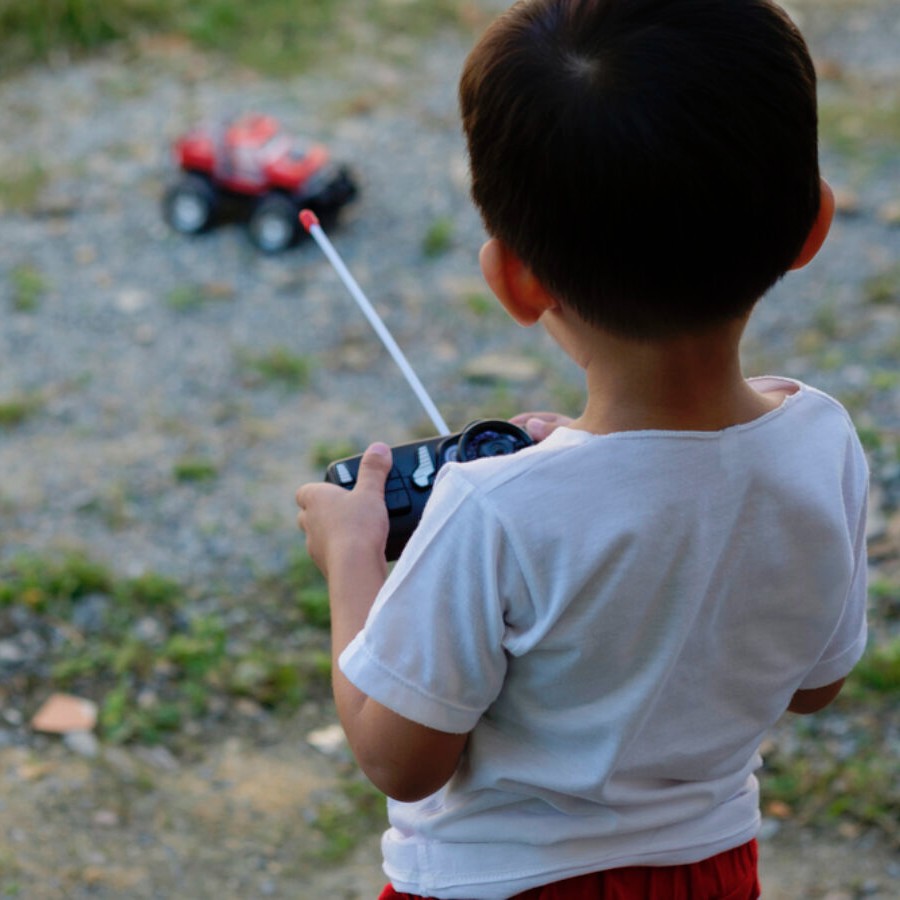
[378,839,759,900]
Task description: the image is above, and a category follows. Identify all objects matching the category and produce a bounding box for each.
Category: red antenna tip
[299,209,319,232]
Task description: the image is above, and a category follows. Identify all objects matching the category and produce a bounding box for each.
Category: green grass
[0,0,481,78]
[761,625,900,844]
[855,425,884,453]
[311,439,360,468]
[286,552,332,628]
[463,291,500,319]
[240,346,313,390]
[4,550,897,846]
[819,79,900,165]
[869,576,900,619]
[1,550,333,746]
[0,846,23,897]
[422,216,455,258]
[173,456,219,483]
[0,553,115,610]
[177,0,342,76]
[10,264,47,312]
[863,265,900,306]
[0,164,48,214]
[763,740,896,826]
[166,281,236,312]
[852,638,900,694]
[0,393,43,428]
[311,775,387,862]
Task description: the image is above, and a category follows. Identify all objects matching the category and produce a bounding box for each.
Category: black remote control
[325,419,533,560]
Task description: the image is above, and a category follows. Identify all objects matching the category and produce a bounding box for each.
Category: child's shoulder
[749,376,860,431]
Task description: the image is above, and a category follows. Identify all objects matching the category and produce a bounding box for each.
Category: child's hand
[296,443,392,579]
[509,411,574,442]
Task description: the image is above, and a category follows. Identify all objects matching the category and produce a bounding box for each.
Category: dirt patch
[2,723,896,899]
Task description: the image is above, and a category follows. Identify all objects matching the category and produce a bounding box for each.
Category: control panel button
[411,445,436,489]
[385,488,412,515]
[334,462,355,486]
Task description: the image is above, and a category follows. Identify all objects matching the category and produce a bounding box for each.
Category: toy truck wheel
[248,194,299,253]
[163,174,216,235]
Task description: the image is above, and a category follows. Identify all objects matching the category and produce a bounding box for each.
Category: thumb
[525,417,553,441]
[354,442,393,494]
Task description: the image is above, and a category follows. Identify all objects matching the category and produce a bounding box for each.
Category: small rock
[837,820,863,840]
[132,616,165,644]
[1,708,24,727]
[71,593,111,634]
[463,352,543,384]
[765,800,793,820]
[31,693,98,734]
[92,809,120,828]
[306,723,347,758]
[136,689,159,710]
[202,280,236,300]
[234,697,265,718]
[814,57,844,81]
[832,187,861,217]
[0,640,29,664]
[876,199,900,227]
[17,761,53,782]
[64,730,100,758]
[115,287,150,313]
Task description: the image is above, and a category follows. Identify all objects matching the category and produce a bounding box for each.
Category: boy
[296,1,869,897]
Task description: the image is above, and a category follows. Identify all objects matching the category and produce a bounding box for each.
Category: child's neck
[570,318,780,435]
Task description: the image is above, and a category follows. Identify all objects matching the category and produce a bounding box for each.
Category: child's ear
[479,238,558,326]
[789,179,835,271]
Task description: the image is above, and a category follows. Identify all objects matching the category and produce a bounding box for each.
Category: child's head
[460,0,822,339]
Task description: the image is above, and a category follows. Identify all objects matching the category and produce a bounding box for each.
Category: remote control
[325,420,533,560]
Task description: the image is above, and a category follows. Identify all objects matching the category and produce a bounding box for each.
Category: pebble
[306,723,349,759]
[31,693,98,735]
[463,352,544,384]
[876,199,900,226]
[63,730,100,758]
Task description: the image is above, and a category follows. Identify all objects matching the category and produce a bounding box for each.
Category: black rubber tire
[162,174,217,235]
[248,193,299,253]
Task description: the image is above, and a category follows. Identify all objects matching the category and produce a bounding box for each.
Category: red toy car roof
[224,113,281,149]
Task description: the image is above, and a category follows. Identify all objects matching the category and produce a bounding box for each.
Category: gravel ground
[0,1,898,896]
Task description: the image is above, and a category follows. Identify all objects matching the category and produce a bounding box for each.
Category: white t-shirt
[340,378,869,899]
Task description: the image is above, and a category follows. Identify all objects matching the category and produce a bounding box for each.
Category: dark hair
[460,0,821,338]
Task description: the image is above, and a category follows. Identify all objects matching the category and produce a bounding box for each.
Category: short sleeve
[339,466,528,734]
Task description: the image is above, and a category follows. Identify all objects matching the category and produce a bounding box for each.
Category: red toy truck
[163,113,357,252]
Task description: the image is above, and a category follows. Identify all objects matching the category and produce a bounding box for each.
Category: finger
[525,417,554,441]
[510,410,561,426]
[354,442,392,494]
[296,482,318,509]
